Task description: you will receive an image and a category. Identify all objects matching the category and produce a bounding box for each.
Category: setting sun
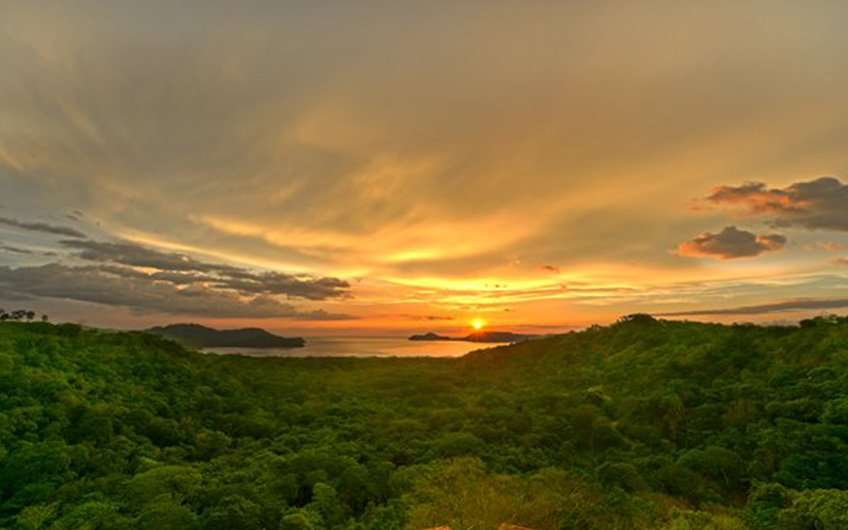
[471,318,487,331]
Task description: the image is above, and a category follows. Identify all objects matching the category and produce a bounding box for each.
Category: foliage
[3,316,848,528]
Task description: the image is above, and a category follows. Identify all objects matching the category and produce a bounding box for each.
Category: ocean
[203,335,507,358]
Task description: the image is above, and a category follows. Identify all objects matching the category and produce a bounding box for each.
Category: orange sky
[2,2,848,335]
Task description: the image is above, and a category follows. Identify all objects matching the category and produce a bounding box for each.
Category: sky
[2,1,848,335]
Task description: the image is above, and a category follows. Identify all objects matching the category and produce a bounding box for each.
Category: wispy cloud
[398,314,455,321]
[658,298,848,317]
[0,242,34,255]
[0,216,86,239]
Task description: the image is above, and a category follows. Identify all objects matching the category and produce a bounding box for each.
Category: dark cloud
[541,265,561,273]
[0,216,87,238]
[0,238,354,320]
[658,298,848,317]
[0,263,355,320]
[706,176,848,231]
[0,244,34,255]
[66,210,84,221]
[836,257,848,266]
[60,239,350,300]
[677,226,786,260]
[62,239,240,273]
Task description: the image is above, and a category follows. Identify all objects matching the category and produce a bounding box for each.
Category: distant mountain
[148,323,305,349]
[409,330,537,343]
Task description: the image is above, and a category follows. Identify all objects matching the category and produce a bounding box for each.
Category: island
[408,332,454,341]
[409,330,538,343]
[148,323,305,349]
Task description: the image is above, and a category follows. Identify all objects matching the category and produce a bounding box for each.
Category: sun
[471,318,487,331]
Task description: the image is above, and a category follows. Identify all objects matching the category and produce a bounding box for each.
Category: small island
[408,332,453,341]
[148,323,305,349]
[409,330,537,343]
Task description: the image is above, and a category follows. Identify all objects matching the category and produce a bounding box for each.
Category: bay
[203,335,507,358]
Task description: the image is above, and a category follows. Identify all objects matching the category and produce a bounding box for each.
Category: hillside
[2,317,848,528]
[147,323,305,348]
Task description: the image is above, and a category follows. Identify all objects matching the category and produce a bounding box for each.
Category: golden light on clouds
[2,2,848,333]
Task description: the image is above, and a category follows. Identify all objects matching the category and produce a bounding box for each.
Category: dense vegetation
[3,316,848,529]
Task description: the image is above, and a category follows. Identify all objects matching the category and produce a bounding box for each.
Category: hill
[2,317,848,528]
[147,323,305,348]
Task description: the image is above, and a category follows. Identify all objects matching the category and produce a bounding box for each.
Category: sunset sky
[2,1,848,335]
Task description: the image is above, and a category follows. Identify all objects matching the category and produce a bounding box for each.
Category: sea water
[204,335,507,358]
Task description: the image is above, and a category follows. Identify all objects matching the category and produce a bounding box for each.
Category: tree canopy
[3,316,848,528]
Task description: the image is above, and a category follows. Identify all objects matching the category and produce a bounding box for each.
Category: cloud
[66,210,84,221]
[0,216,86,238]
[0,263,355,319]
[61,239,350,301]
[541,265,561,273]
[399,314,455,321]
[0,237,355,320]
[808,241,848,252]
[658,298,848,317]
[7,1,847,284]
[677,226,786,260]
[4,3,848,328]
[705,176,848,231]
[836,257,848,266]
[62,239,240,273]
[0,243,34,255]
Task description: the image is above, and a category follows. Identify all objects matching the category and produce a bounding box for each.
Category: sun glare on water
[471,318,487,331]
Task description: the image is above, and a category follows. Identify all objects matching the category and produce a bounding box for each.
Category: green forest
[2,316,848,529]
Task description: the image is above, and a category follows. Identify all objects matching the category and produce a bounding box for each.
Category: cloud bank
[0,235,354,319]
[0,263,352,319]
[60,239,350,301]
[706,177,848,231]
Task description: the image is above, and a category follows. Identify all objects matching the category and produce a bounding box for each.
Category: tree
[309,483,346,528]
[137,498,198,530]
[279,509,321,530]
[16,503,58,530]
[431,432,485,459]
[678,446,745,491]
[126,466,202,508]
[617,313,659,325]
[777,490,848,529]
[204,495,262,530]
[405,458,601,530]
[597,462,647,492]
